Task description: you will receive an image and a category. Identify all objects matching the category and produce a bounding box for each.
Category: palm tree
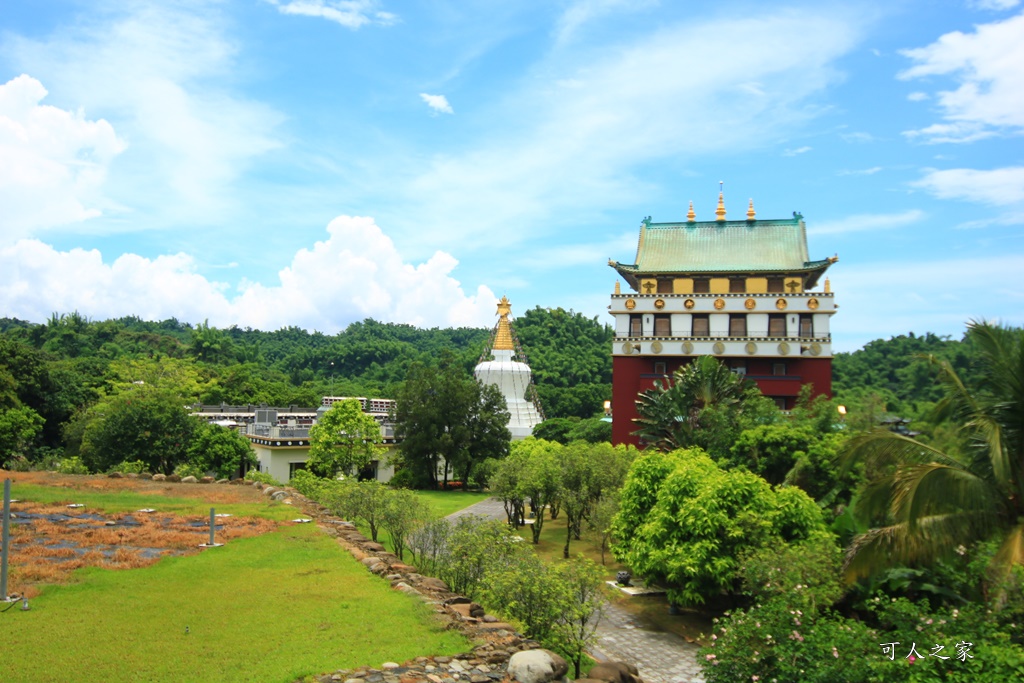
[633,355,748,451]
[839,321,1024,590]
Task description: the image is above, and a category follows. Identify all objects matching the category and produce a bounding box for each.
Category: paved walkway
[447,498,705,683]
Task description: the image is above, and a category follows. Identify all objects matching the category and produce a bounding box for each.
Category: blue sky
[1,0,1022,351]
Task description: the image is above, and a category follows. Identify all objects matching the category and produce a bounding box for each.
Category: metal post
[2,479,11,601]
[209,508,216,546]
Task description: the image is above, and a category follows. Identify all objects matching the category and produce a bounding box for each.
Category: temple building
[474,296,544,440]
[607,190,837,446]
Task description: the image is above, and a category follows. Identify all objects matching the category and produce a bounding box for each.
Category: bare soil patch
[2,473,278,598]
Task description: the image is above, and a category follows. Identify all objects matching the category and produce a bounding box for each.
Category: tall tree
[839,322,1024,590]
[307,399,385,477]
[394,353,510,488]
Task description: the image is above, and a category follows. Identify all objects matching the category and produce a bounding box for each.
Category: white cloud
[555,0,655,46]
[830,254,1024,351]
[899,12,1024,142]
[811,209,925,236]
[386,10,864,254]
[782,146,812,156]
[419,93,454,115]
[840,131,875,143]
[0,217,496,332]
[912,166,1024,206]
[906,91,928,101]
[5,3,284,229]
[266,0,396,29]
[0,75,125,242]
[837,166,883,176]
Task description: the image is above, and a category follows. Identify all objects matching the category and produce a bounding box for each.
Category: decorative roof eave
[608,258,834,291]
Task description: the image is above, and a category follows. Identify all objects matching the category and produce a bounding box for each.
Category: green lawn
[412,490,491,517]
[0,523,470,683]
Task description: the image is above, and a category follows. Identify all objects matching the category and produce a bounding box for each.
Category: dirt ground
[1,472,279,599]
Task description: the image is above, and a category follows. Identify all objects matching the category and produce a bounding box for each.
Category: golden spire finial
[824,278,831,294]
[715,182,726,221]
[746,198,756,220]
[493,296,514,351]
[614,280,621,295]
[687,200,696,222]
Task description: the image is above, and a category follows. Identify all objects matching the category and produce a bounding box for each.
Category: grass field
[0,473,475,683]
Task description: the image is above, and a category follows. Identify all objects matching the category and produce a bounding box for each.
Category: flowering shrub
[440,480,464,490]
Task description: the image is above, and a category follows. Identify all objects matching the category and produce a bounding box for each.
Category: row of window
[652,276,796,294]
[650,359,791,376]
[629,314,816,337]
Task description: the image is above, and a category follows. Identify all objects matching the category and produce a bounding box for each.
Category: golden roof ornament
[747,198,756,220]
[614,280,621,295]
[493,296,514,351]
[715,182,726,221]
[687,201,696,222]
[824,278,831,294]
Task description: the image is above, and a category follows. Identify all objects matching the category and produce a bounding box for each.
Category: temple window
[692,314,710,337]
[729,314,747,337]
[767,277,785,293]
[772,362,787,376]
[654,314,671,337]
[799,314,814,338]
[693,278,710,293]
[768,314,786,337]
[657,278,674,294]
[729,278,745,293]
[629,315,642,337]
[653,362,667,375]
[728,359,747,375]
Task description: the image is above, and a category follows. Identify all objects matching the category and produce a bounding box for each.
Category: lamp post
[330,361,335,397]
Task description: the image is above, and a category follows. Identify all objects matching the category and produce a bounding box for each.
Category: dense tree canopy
[307,399,385,477]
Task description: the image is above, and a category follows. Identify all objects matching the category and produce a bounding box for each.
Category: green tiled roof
[609,213,834,290]
[630,216,811,272]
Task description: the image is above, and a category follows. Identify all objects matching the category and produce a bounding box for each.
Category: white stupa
[474,297,543,440]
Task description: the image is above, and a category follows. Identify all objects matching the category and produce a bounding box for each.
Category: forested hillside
[0,307,1008,469]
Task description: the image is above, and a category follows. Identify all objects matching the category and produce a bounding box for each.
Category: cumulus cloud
[912,166,1024,206]
[5,3,284,227]
[811,209,925,236]
[0,217,496,331]
[266,0,397,29]
[419,93,454,115]
[0,75,125,242]
[899,12,1024,142]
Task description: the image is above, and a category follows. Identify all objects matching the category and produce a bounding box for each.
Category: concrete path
[446,498,705,683]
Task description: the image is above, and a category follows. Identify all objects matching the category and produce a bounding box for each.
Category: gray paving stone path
[447,497,705,683]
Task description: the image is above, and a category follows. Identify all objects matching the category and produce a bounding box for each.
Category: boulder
[181,476,198,484]
[216,478,229,484]
[108,472,124,478]
[138,472,153,480]
[507,650,569,683]
[166,474,182,482]
[126,473,139,479]
[152,473,167,481]
[586,663,640,683]
[200,477,215,484]
[419,577,450,592]
[363,541,387,553]
[271,491,289,500]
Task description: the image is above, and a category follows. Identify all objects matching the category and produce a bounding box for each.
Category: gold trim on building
[625,298,636,310]
[745,298,756,309]
[776,298,788,310]
[654,298,665,310]
[714,298,725,310]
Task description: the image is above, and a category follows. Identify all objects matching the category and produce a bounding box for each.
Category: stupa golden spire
[747,198,756,220]
[493,296,514,351]
[715,182,726,221]
[687,201,696,222]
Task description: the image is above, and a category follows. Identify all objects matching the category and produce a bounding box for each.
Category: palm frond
[891,462,998,531]
[843,512,988,582]
[839,428,965,475]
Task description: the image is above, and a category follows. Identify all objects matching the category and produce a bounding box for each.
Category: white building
[474,297,544,440]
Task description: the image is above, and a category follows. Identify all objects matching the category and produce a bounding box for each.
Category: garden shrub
[244,470,279,486]
[173,462,205,479]
[57,456,89,474]
[113,460,148,474]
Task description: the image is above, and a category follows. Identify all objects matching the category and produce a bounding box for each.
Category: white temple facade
[474,297,543,440]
